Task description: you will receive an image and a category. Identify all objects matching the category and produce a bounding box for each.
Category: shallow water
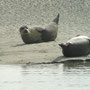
[0,62,90,90]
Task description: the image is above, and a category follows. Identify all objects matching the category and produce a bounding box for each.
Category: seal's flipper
[53,13,60,25]
[35,27,45,33]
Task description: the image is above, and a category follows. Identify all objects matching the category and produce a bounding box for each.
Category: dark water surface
[0,62,90,90]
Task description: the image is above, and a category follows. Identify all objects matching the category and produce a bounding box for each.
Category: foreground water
[0,62,90,90]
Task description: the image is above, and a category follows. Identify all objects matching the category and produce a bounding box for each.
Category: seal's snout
[53,13,60,24]
[59,43,66,48]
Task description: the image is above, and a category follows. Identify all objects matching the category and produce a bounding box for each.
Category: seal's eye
[19,26,28,32]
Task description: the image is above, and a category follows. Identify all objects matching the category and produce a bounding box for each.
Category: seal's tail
[53,13,60,25]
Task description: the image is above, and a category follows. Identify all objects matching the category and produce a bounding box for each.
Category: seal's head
[19,26,29,35]
[59,43,71,49]
[59,43,72,57]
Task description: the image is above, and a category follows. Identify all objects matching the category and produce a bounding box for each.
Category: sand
[0,40,61,64]
[0,0,90,64]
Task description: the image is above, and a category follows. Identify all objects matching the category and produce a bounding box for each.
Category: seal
[19,14,59,44]
[59,36,90,57]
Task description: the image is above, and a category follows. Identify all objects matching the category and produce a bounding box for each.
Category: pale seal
[59,36,90,57]
[19,14,59,44]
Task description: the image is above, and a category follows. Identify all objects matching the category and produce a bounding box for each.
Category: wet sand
[0,40,61,64]
[0,0,90,64]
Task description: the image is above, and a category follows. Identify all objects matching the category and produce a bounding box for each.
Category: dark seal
[59,36,90,57]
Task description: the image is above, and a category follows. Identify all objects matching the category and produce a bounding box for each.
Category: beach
[0,0,90,64]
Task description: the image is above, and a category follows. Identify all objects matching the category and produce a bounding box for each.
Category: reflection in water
[0,63,90,90]
[63,61,90,68]
[63,62,90,74]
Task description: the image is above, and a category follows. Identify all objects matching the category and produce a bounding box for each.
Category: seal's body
[19,14,59,44]
[41,22,58,41]
[59,36,90,57]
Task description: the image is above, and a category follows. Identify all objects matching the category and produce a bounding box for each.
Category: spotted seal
[19,14,59,44]
[59,36,90,57]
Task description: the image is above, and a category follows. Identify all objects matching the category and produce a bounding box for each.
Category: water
[0,62,90,90]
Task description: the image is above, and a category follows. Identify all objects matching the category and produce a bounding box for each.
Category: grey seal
[19,14,59,44]
[59,36,90,57]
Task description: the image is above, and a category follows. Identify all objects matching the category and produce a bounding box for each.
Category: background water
[0,63,90,90]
